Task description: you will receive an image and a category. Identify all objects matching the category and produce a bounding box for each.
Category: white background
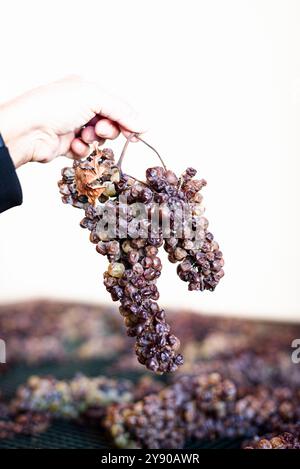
[0,0,299,320]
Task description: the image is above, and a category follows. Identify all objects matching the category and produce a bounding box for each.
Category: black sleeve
[0,136,23,213]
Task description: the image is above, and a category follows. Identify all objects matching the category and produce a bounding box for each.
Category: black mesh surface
[0,426,241,449]
[0,420,112,449]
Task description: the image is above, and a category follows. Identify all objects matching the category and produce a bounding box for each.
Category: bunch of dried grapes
[58,136,224,373]
[0,396,49,440]
[104,372,236,449]
[243,425,300,449]
[12,374,134,420]
[11,374,162,423]
[104,374,300,449]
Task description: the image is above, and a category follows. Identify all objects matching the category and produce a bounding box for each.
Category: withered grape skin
[103,232,184,373]
[104,374,300,449]
[58,143,224,373]
[244,427,300,449]
[13,375,134,419]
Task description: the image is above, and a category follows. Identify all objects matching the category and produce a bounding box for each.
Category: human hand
[0,76,146,168]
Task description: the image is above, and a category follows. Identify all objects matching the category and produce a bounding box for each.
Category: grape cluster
[0,403,49,440]
[58,141,224,372]
[244,426,300,449]
[104,372,237,448]
[132,164,224,292]
[12,374,163,426]
[13,374,134,420]
[105,374,300,449]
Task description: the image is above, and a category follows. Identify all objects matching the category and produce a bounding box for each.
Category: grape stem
[117,133,167,171]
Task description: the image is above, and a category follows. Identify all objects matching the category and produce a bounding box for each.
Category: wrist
[0,100,37,168]
[0,99,32,142]
[0,104,13,143]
